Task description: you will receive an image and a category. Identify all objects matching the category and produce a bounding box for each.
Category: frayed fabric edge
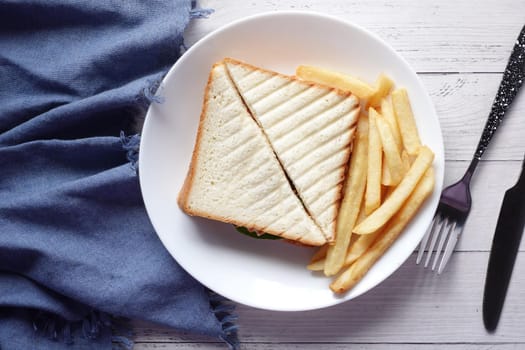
[137,77,165,108]
[190,7,214,19]
[120,131,140,173]
[190,0,214,18]
[208,290,240,350]
[141,79,165,105]
[32,310,133,349]
[111,319,134,350]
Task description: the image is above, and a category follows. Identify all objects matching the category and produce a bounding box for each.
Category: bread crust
[177,63,222,213]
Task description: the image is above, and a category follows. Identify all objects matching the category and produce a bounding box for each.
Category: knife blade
[483,154,525,332]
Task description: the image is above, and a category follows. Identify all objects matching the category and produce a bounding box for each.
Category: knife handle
[483,153,525,331]
[474,25,525,160]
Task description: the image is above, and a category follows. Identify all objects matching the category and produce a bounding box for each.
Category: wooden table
[133,1,525,348]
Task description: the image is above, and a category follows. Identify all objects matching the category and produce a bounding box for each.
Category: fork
[416,25,525,274]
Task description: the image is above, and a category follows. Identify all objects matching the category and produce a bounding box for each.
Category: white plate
[139,11,444,311]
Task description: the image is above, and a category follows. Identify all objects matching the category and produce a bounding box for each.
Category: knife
[483,154,525,332]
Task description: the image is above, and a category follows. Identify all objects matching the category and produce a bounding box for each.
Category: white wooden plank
[134,343,524,350]
[421,74,525,161]
[132,252,525,344]
[187,0,525,72]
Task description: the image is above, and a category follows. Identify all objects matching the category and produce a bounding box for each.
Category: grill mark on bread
[217,112,242,133]
[269,93,355,143]
[236,70,272,91]
[306,180,343,209]
[282,128,353,172]
[243,182,285,209]
[318,209,338,233]
[274,99,354,156]
[235,67,259,81]
[253,83,310,116]
[230,148,266,179]
[310,186,341,215]
[230,150,273,187]
[279,96,348,142]
[257,205,297,235]
[249,80,296,107]
[294,151,348,190]
[298,166,346,217]
[265,89,332,131]
[243,74,284,97]
[217,129,259,155]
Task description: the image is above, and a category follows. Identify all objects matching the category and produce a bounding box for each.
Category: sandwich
[178,62,325,245]
[178,59,360,246]
[224,58,359,242]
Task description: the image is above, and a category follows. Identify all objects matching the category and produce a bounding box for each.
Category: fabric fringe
[190,7,214,19]
[209,291,240,350]
[111,318,134,350]
[112,335,134,350]
[140,78,165,106]
[32,310,133,348]
[33,310,72,344]
[190,0,214,18]
[120,131,140,173]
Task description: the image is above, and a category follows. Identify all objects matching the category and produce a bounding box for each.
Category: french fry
[353,146,434,235]
[402,150,412,169]
[344,229,382,266]
[368,73,394,108]
[330,168,435,293]
[308,234,359,271]
[298,65,437,293]
[355,194,368,226]
[296,65,375,99]
[343,187,378,267]
[365,108,382,215]
[376,115,405,186]
[309,244,328,264]
[381,155,393,186]
[307,259,326,271]
[380,97,402,151]
[323,114,369,276]
[392,88,421,155]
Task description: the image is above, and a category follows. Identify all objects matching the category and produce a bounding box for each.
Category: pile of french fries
[296,65,435,294]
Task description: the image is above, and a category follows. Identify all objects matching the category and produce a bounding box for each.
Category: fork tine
[431,216,453,271]
[424,215,448,268]
[416,213,440,264]
[437,221,463,274]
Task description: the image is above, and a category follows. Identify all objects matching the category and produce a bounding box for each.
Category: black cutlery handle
[474,25,525,160]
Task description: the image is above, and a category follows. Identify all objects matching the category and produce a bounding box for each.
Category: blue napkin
[0,1,237,349]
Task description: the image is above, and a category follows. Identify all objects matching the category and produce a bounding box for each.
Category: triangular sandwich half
[178,62,326,246]
[224,58,360,242]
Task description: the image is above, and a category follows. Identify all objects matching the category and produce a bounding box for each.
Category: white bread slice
[178,63,326,246]
[224,58,360,242]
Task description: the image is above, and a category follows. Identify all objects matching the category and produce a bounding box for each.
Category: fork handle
[474,25,525,160]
